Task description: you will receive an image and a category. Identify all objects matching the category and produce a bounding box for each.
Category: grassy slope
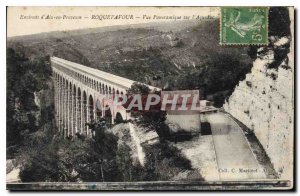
[7,19,252,105]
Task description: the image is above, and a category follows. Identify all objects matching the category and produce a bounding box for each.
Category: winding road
[205,112,266,180]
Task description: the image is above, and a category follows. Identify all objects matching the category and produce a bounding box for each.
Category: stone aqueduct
[51,57,158,138]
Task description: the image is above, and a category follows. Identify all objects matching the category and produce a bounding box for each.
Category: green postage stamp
[220,7,268,45]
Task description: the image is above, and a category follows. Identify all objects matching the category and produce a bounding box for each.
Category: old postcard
[6,6,294,190]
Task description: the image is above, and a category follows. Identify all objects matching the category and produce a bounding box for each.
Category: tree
[85,118,120,182]
[126,83,169,140]
[116,143,133,181]
[126,82,151,95]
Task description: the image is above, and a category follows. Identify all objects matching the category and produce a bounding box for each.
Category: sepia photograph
[6,6,294,190]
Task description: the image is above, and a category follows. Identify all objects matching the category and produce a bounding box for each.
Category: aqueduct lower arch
[51,57,158,139]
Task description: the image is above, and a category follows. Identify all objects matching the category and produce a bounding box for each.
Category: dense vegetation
[7,48,53,157]
[126,82,170,139]
[8,19,253,107]
[19,118,121,182]
[19,115,199,182]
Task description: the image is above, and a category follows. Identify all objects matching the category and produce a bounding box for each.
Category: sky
[7,6,219,37]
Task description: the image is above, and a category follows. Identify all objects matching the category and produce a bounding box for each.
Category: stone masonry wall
[224,9,294,179]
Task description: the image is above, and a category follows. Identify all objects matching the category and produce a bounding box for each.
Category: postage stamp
[220,7,268,45]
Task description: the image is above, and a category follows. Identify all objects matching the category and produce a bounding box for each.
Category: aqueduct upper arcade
[51,56,158,139]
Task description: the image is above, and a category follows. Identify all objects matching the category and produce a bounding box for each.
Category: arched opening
[72,85,77,134]
[104,105,112,127]
[105,85,108,95]
[68,82,73,138]
[88,95,94,123]
[77,87,82,134]
[109,87,112,94]
[62,79,69,137]
[95,99,102,120]
[62,77,65,87]
[115,112,123,124]
[116,90,120,94]
[82,91,88,135]
[99,83,102,93]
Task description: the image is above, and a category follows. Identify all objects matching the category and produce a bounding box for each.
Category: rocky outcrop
[111,122,159,167]
[224,22,294,179]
